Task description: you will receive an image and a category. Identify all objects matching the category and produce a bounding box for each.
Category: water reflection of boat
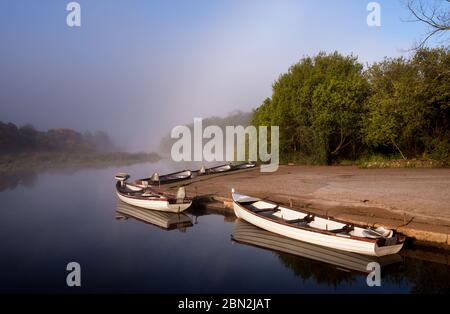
[232,220,402,273]
[116,201,193,230]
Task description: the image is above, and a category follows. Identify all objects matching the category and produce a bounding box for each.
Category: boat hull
[233,202,403,257]
[116,192,191,213]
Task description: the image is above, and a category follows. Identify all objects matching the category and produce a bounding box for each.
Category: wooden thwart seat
[253,205,279,214]
[329,225,355,234]
[285,214,315,224]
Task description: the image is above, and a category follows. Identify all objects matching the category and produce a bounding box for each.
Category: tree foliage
[252,52,369,164]
[252,48,450,164]
[365,47,450,159]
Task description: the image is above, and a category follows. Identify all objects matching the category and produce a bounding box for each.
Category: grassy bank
[357,158,448,169]
[278,153,449,168]
[0,151,161,173]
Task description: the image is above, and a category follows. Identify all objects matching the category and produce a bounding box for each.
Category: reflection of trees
[277,247,450,293]
[360,248,450,293]
[276,252,357,287]
[383,256,450,294]
[0,171,37,191]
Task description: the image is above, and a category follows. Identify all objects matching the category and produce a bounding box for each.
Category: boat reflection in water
[116,200,193,231]
[232,220,402,274]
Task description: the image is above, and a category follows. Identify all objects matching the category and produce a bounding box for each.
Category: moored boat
[230,161,257,170]
[232,220,402,273]
[115,173,192,213]
[231,189,405,257]
[201,162,256,174]
[206,163,232,174]
[136,169,192,187]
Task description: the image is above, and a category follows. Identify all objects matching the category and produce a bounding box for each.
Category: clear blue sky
[0,0,434,151]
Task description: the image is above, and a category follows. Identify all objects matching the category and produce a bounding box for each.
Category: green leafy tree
[412,48,450,159]
[252,48,449,164]
[364,48,450,160]
[252,52,369,164]
[364,57,423,159]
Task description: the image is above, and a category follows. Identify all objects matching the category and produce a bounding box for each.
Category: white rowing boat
[232,220,402,273]
[206,164,232,174]
[115,173,192,213]
[231,189,405,256]
[231,161,257,170]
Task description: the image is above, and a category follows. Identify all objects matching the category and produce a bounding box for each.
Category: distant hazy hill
[0,121,115,154]
[158,111,253,157]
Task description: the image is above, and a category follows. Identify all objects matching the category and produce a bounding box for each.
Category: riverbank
[165,165,450,248]
[0,151,161,173]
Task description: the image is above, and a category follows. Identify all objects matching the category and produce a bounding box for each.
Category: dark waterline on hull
[0,161,449,293]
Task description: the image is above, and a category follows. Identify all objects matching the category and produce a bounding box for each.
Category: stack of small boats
[114,162,256,213]
[134,161,256,188]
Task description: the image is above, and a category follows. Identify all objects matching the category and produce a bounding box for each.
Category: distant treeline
[0,122,115,154]
[252,48,450,164]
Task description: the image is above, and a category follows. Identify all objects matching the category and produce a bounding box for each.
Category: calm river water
[0,161,449,293]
